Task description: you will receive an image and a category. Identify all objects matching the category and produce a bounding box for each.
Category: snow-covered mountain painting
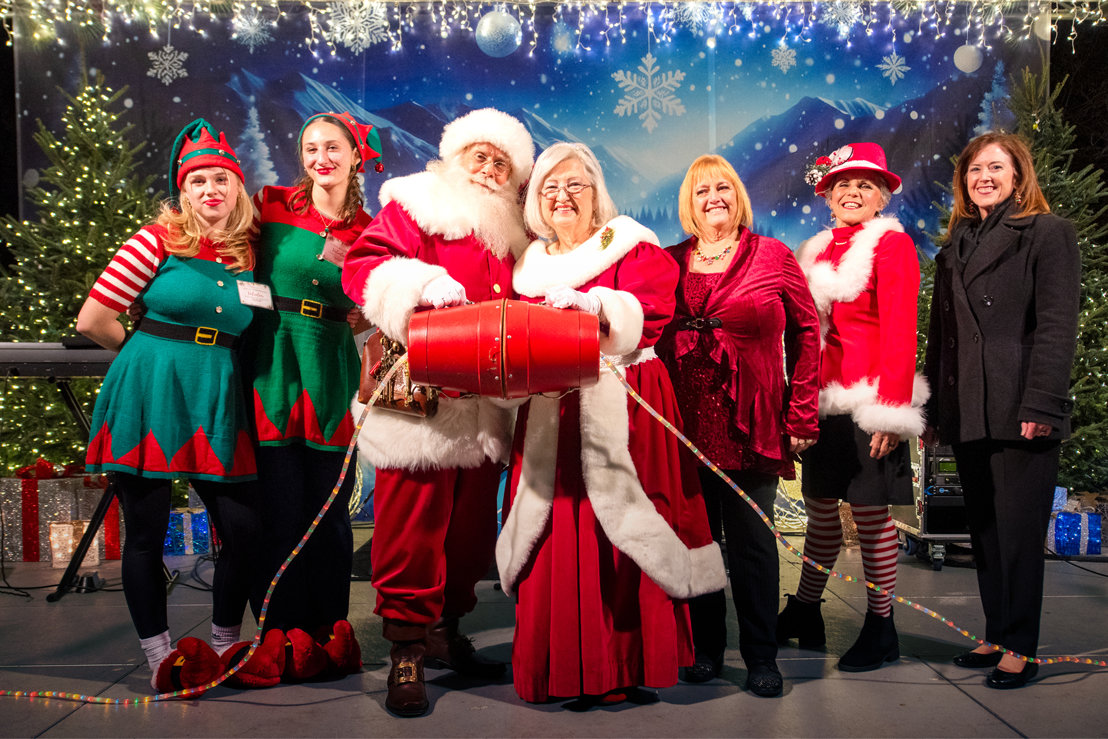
[14,5,1040,253]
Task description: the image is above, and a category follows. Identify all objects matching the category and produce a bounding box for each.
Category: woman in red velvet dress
[657,154,820,697]
[496,142,726,706]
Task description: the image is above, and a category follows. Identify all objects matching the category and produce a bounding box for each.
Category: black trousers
[114,472,262,639]
[688,467,780,665]
[952,438,1060,658]
[254,444,356,633]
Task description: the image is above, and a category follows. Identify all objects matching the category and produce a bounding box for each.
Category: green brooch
[600,226,614,250]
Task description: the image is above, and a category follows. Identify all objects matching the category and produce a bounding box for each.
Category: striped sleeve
[88,227,165,313]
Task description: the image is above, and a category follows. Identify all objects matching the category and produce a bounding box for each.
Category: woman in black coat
[923,132,1080,690]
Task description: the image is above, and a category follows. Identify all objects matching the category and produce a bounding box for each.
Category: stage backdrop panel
[13,3,1043,252]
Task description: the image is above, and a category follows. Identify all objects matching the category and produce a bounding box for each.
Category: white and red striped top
[89,226,167,313]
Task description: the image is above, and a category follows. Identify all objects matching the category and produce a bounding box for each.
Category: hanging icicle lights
[1,1,1105,55]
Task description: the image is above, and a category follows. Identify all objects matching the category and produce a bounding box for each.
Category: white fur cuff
[362,257,447,342]
[591,287,643,357]
[688,542,728,598]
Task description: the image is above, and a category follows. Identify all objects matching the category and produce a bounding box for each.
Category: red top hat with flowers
[806,142,902,197]
[168,119,244,197]
[298,111,384,174]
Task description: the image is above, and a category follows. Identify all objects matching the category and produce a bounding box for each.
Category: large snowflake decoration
[820,0,865,35]
[771,45,797,74]
[877,52,911,85]
[672,2,724,32]
[612,52,686,133]
[232,7,274,53]
[147,44,188,86]
[322,0,390,54]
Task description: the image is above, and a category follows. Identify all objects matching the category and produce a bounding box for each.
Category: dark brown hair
[948,132,1050,237]
[288,115,366,224]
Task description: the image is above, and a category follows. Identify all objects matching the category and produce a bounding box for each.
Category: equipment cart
[892,441,971,570]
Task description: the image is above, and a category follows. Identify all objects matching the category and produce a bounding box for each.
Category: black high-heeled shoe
[952,650,1003,669]
[986,662,1038,689]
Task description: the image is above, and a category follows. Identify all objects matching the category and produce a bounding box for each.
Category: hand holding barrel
[544,285,601,314]
[420,274,468,309]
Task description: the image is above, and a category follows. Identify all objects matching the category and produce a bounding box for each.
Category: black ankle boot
[776,594,825,649]
[837,610,899,672]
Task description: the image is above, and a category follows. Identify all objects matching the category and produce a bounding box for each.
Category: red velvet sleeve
[874,230,921,406]
[781,249,821,439]
[341,201,424,305]
[612,242,679,348]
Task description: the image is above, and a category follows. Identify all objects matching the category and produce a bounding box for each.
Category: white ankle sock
[140,631,172,690]
[210,623,242,655]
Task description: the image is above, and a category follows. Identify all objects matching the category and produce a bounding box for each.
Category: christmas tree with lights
[0,75,159,474]
[1010,68,1108,492]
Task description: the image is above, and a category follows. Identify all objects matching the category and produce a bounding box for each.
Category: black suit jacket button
[1061,399,1074,412]
[947,337,956,348]
[982,295,994,307]
[947,376,956,386]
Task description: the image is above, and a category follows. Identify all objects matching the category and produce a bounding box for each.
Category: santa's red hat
[439,108,534,183]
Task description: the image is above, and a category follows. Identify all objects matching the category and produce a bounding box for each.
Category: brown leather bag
[358,329,439,417]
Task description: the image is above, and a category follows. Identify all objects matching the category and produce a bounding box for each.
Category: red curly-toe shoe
[282,627,328,682]
[222,629,287,689]
[314,620,362,677]
[153,637,222,696]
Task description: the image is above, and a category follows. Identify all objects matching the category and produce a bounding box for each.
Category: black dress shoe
[745,660,783,698]
[953,650,1003,669]
[986,662,1039,690]
[682,654,723,683]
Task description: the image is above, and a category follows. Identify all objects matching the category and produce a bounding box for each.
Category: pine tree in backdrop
[0,76,160,473]
[1010,69,1108,492]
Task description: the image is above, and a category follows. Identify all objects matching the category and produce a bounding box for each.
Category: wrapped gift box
[1048,511,1102,556]
[50,520,102,569]
[164,508,211,556]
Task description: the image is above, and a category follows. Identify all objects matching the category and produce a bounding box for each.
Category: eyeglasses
[469,149,511,176]
[540,182,592,200]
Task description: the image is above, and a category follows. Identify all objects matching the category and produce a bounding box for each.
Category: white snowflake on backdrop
[877,52,911,84]
[322,0,390,54]
[820,0,865,34]
[147,44,188,86]
[232,7,274,53]
[771,46,797,73]
[612,52,686,133]
[672,2,723,32]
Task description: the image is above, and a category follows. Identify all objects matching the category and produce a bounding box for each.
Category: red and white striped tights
[794,497,898,617]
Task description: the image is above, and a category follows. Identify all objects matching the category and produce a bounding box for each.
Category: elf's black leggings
[113,472,262,639]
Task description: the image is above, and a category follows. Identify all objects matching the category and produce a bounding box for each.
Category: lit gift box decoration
[49,520,102,569]
[1047,511,1102,557]
[163,508,211,557]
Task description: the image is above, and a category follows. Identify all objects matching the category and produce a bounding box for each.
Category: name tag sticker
[320,235,350,267]
[238,281,274,309]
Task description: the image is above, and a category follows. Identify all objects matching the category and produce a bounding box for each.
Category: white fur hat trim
[439,108,535,181]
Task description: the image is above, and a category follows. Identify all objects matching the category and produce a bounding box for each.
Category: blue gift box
[164,508,210,556]
[1048,511,1102,556]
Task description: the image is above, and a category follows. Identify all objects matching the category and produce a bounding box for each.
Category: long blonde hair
[157,172,255,272]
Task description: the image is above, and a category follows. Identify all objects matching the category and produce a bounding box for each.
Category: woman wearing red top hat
[245,112,383,680]
[777,142,928,672]
[78,119,264,693]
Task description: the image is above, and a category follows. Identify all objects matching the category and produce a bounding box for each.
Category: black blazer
[924,211,1080,443]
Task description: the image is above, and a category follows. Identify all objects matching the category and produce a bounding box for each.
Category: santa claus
[341,108,534,718]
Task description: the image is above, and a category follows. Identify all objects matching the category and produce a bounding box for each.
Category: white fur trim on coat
[378,171,530,257]
[820,374,931,437]
[592,286,643,356]
[497,366,727,599]
[795,216,905,328]
[439,108,535,184]
[361,256,446,343]
[512,216,659,298]
[352,393,514,471]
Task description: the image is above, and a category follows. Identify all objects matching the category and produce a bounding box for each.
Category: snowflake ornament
[821,0,865,35]
[322,0,390,54]
[771,45,797,74]
[612,52,686,134]
[877,52,911,85]
[147,44,188,86]
[672,2,723,32]
[232,7,274,53]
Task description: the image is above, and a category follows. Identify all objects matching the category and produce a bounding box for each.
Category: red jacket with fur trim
[795,217,928,438]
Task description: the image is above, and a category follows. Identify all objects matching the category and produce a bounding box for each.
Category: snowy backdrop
[14,3,1042,252]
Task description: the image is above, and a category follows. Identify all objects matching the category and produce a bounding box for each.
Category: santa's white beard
[431,160,525,260]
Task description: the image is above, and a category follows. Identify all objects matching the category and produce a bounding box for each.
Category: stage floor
[1,527,1105,738]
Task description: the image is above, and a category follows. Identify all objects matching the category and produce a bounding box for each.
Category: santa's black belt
[137,317,239,348]
[677,317,722,331]
[273,296,347,322]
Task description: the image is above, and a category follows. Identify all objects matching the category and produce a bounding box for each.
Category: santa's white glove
[544,285,602,314]
[419,274,467,309]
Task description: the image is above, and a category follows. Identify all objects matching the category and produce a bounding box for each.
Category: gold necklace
[313,205,339,238]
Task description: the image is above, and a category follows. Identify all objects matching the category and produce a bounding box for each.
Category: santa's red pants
[370,460,502,625]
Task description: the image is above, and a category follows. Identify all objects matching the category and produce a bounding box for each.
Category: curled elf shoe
[282,627,329,682]
[314,619,362,677]
[153,637,222,696]
[221,629,286,689]
[386,641,429,718]
[424,617,506,679]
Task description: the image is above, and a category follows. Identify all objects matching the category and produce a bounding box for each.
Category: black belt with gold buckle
[273,295,347,322]
[677,317,722,331]
[137,317,238,348]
